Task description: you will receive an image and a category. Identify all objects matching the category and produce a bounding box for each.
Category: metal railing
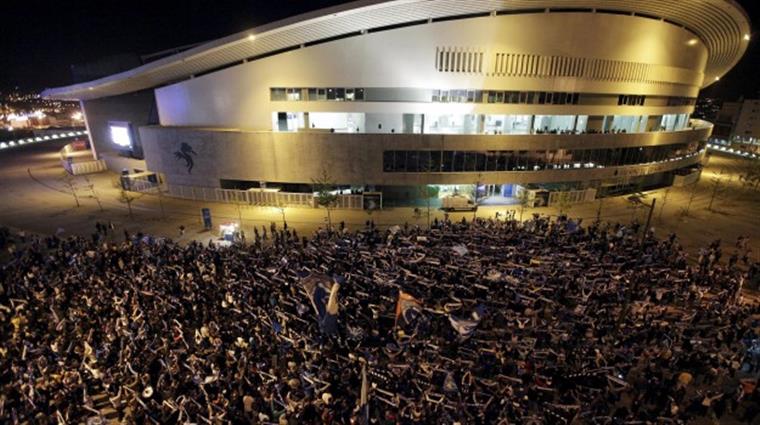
[62,159,107,175]
[162,184,364,210]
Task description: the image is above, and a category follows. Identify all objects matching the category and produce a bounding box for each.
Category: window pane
[453,151,465,171]
[383,151,394,172]
[394,151,406,171]
[441,151,453,172]
[418,151,432,171]
[431,151,442,172]
[407,151,419,172]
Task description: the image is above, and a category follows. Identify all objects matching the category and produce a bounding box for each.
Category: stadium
[42,0,751,207]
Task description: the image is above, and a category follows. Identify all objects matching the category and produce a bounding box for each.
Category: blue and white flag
[301,273,340,335]
[448,304,486,338]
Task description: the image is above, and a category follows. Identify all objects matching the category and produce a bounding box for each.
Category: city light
[745,34,751,41]
[687,39,698,46]
[71,111,83,121]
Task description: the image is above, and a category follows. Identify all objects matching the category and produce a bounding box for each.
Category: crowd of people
[1,215,759,424]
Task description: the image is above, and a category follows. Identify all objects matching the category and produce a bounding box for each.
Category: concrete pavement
[0,141,758,260]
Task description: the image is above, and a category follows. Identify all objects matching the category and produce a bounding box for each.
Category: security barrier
[162,184,363,209]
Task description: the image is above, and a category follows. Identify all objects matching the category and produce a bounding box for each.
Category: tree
[312,167,339,231]
[516,187,531,222]
[60,171,81,207]
[626,181,647,223]
[417,156,438,229]
[658,187,671,223]
[554,186,574,218]
[680,182,699,218]
[739,160,760,192]
[118,189,139,220]
[274,198,288,229]
[707,169,727,212]
[82,175,103,212]
[471,174,484,222]
[595,197,605,224]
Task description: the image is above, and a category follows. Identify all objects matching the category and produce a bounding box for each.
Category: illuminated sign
[109,122,132,148]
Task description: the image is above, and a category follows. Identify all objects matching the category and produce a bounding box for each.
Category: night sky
[2,0,757,99]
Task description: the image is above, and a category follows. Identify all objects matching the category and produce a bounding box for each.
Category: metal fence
[547,188,597,206]
[62,159,107,175]
[163,184,363,210]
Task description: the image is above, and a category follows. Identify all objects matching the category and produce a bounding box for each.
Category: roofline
[42,0,751,101]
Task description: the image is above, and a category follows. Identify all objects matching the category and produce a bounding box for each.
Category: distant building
[733,99,760,143]
[692,97,722,123]
[714,99,760,141]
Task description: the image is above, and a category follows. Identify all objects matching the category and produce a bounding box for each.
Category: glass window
[486,151,498,171]
[355,88,364,101]
[475,152,486,171]
[407,151,419,172]
[317,89,326,101]
[453,151,465,171]
[326,88,336,101]
[286,88,301,101]
[383,151,394,172]
[430,151,442,172]
[308,88,317,101]
[335,88,345,101]
[270,88,287,101]
[418,151,432,171]
[442,151,454,172]
[345,89,355,101]
[464,152,477,172]
[393,151,406,172]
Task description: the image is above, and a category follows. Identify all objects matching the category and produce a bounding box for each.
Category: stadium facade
[42,0,751,205]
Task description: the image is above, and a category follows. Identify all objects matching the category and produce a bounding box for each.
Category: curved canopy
[43,0,751,101]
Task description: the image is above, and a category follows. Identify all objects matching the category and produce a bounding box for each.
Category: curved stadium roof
[42,0,751,101]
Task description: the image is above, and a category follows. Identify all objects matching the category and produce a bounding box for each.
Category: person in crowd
[0,217,758,424]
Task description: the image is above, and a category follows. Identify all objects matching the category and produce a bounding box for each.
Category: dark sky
[2,0,757,99]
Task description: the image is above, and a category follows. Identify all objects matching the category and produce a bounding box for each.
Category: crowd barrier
[61,159,107,175]
[163,184,364,210]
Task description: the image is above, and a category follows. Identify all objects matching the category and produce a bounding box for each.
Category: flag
[359,364,369,424]
[321,281,340,335]
[301,273,340,335]
[395,290,422,329]
[448,304,486,339]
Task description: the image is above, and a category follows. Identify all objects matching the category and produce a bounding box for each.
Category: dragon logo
[173,142,197,174]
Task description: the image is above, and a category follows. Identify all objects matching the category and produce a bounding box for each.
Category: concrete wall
[81,90,157,160]
[155,12,706,131]
[139,124,710,188]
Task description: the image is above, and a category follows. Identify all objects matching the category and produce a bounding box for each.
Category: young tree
[680,182,699,218]
[595,197,605,225]
[274,198,288,229]
[416,155,438,229]
[658,187,671,223]
[472,174,484,222]
[739,160,760,192]
[60,171,81,208]
[312,167,339,231]
[83,175,103,212]
[118,189,139,220]
[516,187,531,222]
[707,169,727,212]
[555,186,574,218]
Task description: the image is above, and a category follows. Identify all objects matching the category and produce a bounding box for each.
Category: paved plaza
[0,140,758,262]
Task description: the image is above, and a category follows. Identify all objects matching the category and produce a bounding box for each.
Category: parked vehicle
[442,195,477,211]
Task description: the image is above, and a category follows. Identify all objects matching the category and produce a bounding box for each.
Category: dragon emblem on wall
[174,142,197,174]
